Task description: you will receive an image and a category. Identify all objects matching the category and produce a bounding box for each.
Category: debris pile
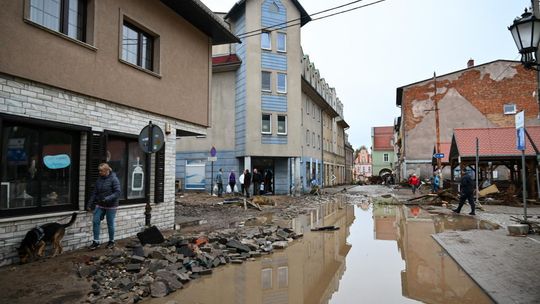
[80,225,302,303]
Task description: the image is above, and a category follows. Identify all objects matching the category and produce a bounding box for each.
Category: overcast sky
[201,0,531,150]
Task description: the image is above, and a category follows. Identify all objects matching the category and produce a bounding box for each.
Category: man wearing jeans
[86,163,121,250]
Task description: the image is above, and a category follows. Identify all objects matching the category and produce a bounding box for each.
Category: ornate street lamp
[509,8,540,68]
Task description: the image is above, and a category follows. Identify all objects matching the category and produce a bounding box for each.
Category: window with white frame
[504,103,516,114]
[277,73,287,93]
[262,114,271,134]
[277,115,287,135]
[277,32,286,52]
[261,31,271,50]
[262,71,271,92]
[384,153,389,162]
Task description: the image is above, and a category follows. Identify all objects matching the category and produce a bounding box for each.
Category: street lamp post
[509,2,540,222]
[509,7,540,68]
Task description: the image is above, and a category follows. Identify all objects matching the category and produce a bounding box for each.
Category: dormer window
[504,103,516,115]
[270,2,279,13]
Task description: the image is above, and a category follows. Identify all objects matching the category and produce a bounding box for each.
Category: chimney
[467,58,474,68]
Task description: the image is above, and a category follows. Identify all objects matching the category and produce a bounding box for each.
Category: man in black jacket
[453,169,476,215]
[252,168,262,196]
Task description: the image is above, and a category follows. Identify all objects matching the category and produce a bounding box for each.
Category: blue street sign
[210,146,217,157]
[433,153,445,159]
[517,127,525,151]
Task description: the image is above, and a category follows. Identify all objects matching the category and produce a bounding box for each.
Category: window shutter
[85,131,106,203]
[154,144,165,203]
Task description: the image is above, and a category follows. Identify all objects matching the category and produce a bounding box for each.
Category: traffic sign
[433,153,445,159]
[210,146,217,157]
[138,122,165,153]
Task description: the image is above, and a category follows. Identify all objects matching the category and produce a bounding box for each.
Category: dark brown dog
[17,212,77,263]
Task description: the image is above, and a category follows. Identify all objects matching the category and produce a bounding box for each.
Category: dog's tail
[62,212,78,228]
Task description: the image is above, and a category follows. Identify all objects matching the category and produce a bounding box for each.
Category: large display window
[0,119,79,216]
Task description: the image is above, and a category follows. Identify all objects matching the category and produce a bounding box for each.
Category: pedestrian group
[215,167,273,198]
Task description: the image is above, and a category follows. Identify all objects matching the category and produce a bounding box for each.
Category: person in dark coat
[244,169,252,198]
[86,163,121,250]
[252,168,262,196]
[228,170,236,194]
[453,169,476,215]
[264,169,273,194]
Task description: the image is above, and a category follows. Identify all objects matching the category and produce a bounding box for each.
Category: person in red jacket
[408,174,420,194]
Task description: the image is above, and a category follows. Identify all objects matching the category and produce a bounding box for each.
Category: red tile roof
[212,54,240,65]
[452,126,540,158]
[373,126,394,150]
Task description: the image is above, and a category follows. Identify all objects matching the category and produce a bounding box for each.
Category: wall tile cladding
[402,62,538,132]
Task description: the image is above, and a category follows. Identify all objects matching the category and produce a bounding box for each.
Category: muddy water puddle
[145,197,495,304]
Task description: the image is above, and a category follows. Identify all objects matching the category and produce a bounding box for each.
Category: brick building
[395,60,538,181]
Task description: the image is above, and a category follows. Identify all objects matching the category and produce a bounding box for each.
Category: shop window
[28,0,87,42]
[1,120,79,216]
[106,136,148,201]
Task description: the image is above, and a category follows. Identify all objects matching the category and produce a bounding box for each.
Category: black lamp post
[509,7,540,69]
[509,3,540,221]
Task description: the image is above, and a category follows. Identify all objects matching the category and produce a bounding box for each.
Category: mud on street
[0,190,347,304]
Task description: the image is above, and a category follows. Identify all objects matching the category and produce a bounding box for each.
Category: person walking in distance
[408,174,420,194]
[228,170,236,195]
[216,168,223,197]
[86,163,121,250]
[244,169,252,198]
[453,169,476,215]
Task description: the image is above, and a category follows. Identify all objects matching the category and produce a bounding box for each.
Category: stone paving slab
[433,229,540,304]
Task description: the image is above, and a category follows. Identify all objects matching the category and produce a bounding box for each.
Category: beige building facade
[0,0,236,265]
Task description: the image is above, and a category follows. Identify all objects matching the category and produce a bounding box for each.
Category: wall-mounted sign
[43,154,71,169]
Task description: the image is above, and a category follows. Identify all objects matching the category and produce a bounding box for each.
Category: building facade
[395,60,538,180]
[345,136,354,184]
[353,145,372,183]
[372,126,395,177]
[0,0,236,265]
[176,0,349,194]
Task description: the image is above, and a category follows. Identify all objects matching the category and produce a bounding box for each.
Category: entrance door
[252,158,275,195]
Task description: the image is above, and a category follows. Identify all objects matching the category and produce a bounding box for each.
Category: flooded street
[145,192,496,304]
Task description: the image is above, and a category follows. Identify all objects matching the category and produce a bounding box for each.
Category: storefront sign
[43,154,71,169]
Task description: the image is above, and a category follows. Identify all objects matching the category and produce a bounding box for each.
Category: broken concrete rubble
[80,224,302,303]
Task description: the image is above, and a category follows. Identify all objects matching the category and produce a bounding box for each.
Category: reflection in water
[144,196,354,304]
[375,204,495,304]
[144,198,494,304]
